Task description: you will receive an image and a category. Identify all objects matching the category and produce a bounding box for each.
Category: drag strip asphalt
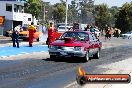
[0,45,132,88]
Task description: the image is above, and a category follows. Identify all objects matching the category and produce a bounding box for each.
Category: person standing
[39,24,46,44]
[105,29,109,40]
[12,25,21,48]
[28,22,36,47]
[84,24,90,32]
[47,22,55,47]
[90,26,95,34]
[114,28,119,38]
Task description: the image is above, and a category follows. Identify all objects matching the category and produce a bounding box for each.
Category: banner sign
[0,16,5,26]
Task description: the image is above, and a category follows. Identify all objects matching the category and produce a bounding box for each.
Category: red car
[48,31,102,62]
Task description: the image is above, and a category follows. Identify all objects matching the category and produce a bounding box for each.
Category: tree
[39,1,53,24]
[94,4,111,31]
[68,0,78,23]
[109,6,119,27]
[52,3,66,23]
[115,3,132,33]
[77,0,95,24]
[24,0,42,19]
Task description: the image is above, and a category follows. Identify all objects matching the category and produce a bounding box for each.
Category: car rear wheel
[84,51,89,62]
[94,49,100,59]
[50,55,56,60]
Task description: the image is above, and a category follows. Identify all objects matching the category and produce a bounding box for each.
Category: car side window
[76,32,88,41]
[89,34,94,41]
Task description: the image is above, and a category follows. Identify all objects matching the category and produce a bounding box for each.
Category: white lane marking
[38,45,48,46]
[10,55,15,57]
[17,54,23,56]
[0,56,7,58]
[0,46,5,47]
[21,52,26,54]
[64,81,77,88]
[40,51,47,52]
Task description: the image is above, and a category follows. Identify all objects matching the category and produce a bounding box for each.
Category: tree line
[24,0,132,33]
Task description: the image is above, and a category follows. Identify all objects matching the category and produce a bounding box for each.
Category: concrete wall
[0,1,33,35]
[3,20,12,35]
[0,2,13,20]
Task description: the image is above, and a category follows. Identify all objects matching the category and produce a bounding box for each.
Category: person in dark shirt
[12,25,21,48]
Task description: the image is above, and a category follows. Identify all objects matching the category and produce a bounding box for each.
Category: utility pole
[44,6,46,24]
[65,0,68,31]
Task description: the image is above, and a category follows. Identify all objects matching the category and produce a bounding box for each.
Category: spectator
[39,24,46,44]
[90,26,95,34]
[12,25,21,48]
[84,24,90,32]
[114,28,119,38]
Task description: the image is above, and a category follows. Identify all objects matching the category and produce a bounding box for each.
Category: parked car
[48,31,102,62]
[56,23,70,28]
[57,26,69,32]
[121,32,132,39]
[19,26,40,41]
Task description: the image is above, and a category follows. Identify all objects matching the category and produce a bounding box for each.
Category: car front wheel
[94,49,100,59]
[50,55,56,60]
[84,51,89,62]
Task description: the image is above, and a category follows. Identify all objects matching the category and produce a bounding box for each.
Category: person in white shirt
[39,24,47,44]
[12,25,21,48]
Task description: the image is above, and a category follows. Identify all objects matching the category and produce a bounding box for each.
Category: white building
[0,0,33,35]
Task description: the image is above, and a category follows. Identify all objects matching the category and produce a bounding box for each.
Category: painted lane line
[21,52,27,54]
[0,46,5,47]
[10,55,15,57]
[40,51,47,52]
[0,56,7,58]
[38,45,48,46]
[64,81,77,88]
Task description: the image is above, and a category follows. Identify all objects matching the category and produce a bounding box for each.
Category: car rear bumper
[49,49,86,57]
[19,36,28,39]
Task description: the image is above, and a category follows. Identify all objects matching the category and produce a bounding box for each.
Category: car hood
[51,39,86,47]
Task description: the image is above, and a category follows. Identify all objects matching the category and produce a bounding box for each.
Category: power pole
[65,0,68,31]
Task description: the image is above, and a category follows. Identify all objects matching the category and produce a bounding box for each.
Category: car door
[88,33,95,56]
[92,34,100,53]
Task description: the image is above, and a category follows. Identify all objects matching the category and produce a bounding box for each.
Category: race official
[47,22,55,46]
[28,22,36,47]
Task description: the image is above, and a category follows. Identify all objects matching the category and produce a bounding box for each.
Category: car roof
[65,30,91,34]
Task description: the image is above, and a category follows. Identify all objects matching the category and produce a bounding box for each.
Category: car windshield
[60,32,89,41]
[22,27,28,31]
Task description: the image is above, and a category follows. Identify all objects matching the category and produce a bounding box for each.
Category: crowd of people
[12,22,54,48]
[104,27,121,40]
[12,22,37,48]
[12,22,122,48]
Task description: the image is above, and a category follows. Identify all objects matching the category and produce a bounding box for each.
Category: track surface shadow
[43,57,95,63]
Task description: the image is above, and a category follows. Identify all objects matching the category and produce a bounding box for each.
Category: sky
[43,0,132,7]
